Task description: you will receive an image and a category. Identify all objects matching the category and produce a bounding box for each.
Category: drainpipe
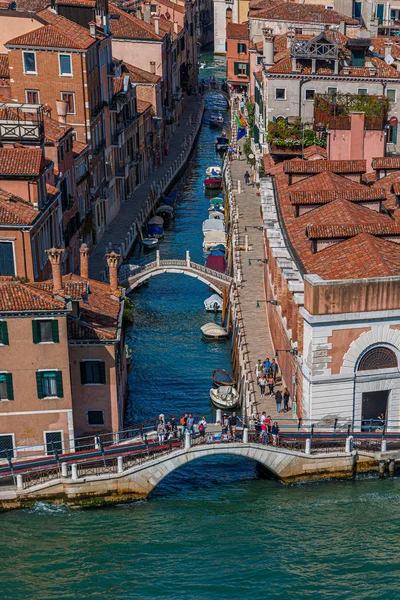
[299,78,311,153]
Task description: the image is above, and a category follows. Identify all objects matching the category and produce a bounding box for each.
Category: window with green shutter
[37,371,63,398]
[80,360,106,385]
[237,43,247,54]
[0,373,13,400]
[0,321,8,345]
[234,62,239,75]
[32,319,59,343]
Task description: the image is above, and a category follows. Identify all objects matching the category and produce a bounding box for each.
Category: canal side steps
[0,436,384,509]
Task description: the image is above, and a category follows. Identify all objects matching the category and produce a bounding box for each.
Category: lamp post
[256,299,277,307]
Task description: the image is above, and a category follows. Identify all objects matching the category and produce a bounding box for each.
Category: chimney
[143,1,151,23]
[174,20,178,34]
[339,20,346,36]
[154,15,160,35]
[55,99,68,124]
[385,41,393,57]
[262,28,274,67]
[136,6,142,19]
[46,248,65,294]
[226,8,232,25]
[350,113,365,161]
[105,251,120,295]
[80,243,90,279]
[150,60,156,74]
[89,21,96,37]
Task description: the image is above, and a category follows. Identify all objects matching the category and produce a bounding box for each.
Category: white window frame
[387,88,397,103]
[86,409,105,426]
[43,430,64,455]
[237,62,248,76]
[25,89,40,104]
[327,87,338,95]
[0,432,16,459]
[23,51,37,75]
[81,358,104,386]
[61,91,75,114]
[59,53,73,77]
[358,88,368,95]
[305,89,315,101]
[275,88,286,101]
[38,368,60,399]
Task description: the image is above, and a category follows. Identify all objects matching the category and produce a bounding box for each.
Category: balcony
[115,163,129,179]
[93,140,105,156]
[0,102,45,146]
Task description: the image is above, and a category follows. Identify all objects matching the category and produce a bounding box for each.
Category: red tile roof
[372,157,400,170]
[302,144,327,160]
[252,2,359,24]
[362,171,377,185]
[284,159,366,174]
[157,0,185,14]
[290,188,385,205]
[0,54,9,78]
[137,99,152,113]
[371,37,400,60]
[393,183,400,195]
[0,281,66,312]
[307,222,400,239]
[109,5,163,41]
[0,187,38,225]
[6,23,95,50]
[0,148,44,176]
[227,22,249,40]
[289,170,365,194]
[122,61,160,84]
[44,116,72,143]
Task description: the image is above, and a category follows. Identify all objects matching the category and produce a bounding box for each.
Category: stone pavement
[89,95,202,280]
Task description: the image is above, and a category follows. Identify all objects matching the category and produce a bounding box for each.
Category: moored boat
[209,113,224,127]
[203,230,226,250]
[209,210,224,220]
[210,385,240,409]
[205,254,226,273]
[148,216,164,227]
[201,322,229,340]
[204,294,223,312]
[141,237,159,249]
[156,205,174,217]
[215,135,229,152]
[147,223,164,238]
[204,177,222,190]
[213,369,235,387]
[206,166,222,177]
[202,219,225,234]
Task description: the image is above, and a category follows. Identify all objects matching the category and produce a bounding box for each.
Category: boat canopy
[148,216,164,226]
[201,323,227,337]
[206,254,226,273]
[209,211,224,220]
[202,219,225,233]
[209,197,224,206]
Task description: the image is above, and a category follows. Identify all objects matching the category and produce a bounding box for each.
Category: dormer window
[351,49,365,67]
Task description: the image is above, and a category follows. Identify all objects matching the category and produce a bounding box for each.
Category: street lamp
[256,299,278,307]
[248,258,268,266]
[275,348,298,357]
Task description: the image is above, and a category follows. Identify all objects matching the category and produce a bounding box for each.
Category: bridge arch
[126,267,227,295]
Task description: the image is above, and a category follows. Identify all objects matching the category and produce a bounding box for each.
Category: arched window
[357,347,397,372]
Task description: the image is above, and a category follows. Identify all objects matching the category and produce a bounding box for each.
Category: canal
[1,51,400,600]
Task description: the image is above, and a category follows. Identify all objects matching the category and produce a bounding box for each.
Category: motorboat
[156,205,174,217]
[205,253,226,273]
[209,196,224,206]
[147,223,164,238]
[199,62,206,69]
[209,210,224,220]
[202,219,225,234]
[141,237,159,249]
[209,113,224,128]
[201,322,229,340]
[208,205,224,215]
[206,166,222,177]
[148,216,164,227]
[210,385,240,409]
[215,135,229,152]
[213,369,235,387]
[204,294,223,313]
[208,248,225,257]
[204,177,222,190]
[203,231,226,250]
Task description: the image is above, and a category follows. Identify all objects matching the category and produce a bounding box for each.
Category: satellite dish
[385,54,395,65]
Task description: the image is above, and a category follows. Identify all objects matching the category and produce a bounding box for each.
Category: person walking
[263,357,271,372]
[180,413,189,436]
[283,387,291,412]
[268,374,274,396]
[275,389,282,413]
[254,413,261,440]
[244,170,250,185]
[222,414,229,435]
[261,419,268,444]
[271,358,279,382]
[198,420,206,441]
[157,419,166,444]
[238,147,243,161]
[171,415,178,434]
[255,359,263,378]
[228,146,233,161]
[229,412,240,440]
[258,374,266,397]
[271,422,280,446]
[187,413,195,436]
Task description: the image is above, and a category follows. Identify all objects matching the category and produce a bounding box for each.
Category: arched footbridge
[119,251,232,295]
[201,81,230,104]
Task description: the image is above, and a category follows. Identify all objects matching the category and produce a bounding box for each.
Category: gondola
[213,369,235,387]
[200,322,229,340]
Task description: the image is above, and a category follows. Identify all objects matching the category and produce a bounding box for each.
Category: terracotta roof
[122,61,160,84]
[362,171,377,185]
[371,37,400,60]
[290,188,385,205]
[0,54,9,78]
[302,144,327,160]
[46,183,59,201]
[73,139,88,156]
[227,22,249,40]
[14,0,48,10]
[0,281,66,312]
[137,99,152,113]
[304,198,393,234]
[109,5,163,41]
[44,116,72,144]
[371,170,400,213]
[157,0,185,14]
[57,0,96,5]
[307,222,400,239]
[0,187,38,225]
[284,159,366,174]
[249,0,281,11]
[6,23,96,50]
[113,76,124,95]
[289,171,367,195]
[372,157,400,170]
[251,3,359,25]
[393,183,400,195]
[0,148,44,176]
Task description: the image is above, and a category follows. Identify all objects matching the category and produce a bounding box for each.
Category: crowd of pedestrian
[251,413,280,446]
[255,357,291,414]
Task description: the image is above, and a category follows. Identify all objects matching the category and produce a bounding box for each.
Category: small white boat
[141,237,159,249]
[209,113,224,127]
[210,385,240,409]
[201,322,229,340]
[202,219,225,234]
[209,211,224,220]
[156,205,174,217]
[199,62,206,69]
[206,166,222,177]
[203,230,226,250]
[148,216,164,226]
[204,294,223,312]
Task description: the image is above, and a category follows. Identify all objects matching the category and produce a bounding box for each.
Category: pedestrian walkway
[89,95,202,280]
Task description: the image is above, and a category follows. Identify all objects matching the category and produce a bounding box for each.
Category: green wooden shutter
[36,372,44,398]
[237,43,241,54]
[234,62,239,75]
[246,63,250,76]
[99,361,106,384]
[80,362,87,384]
[32,320,40,344]
[6,373,13,400]
[51,320,59,343]
[1,322,8,345]
[55,372,63,398]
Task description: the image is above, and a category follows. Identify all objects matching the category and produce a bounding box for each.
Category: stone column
[105,251,121,295]
[80,243,90,278]
[297,314,304,355]
[46,247,65,293]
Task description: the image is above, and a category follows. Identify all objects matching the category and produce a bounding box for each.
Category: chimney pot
[105,251,120,294]
[46,247,65,293]
[89,21,96,37]
[80,243,90,279]
[144,1,151,23]
[174,20,178,34]
[154,15,160,35]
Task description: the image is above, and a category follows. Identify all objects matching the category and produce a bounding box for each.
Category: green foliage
[267,118,327,149]
[246,102,256,128]
[123,296,134,326]
[243,137,252,158]
[314,93,390,118]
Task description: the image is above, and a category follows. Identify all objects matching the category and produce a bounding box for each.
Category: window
[294,27,302,34]
[23,51,36,74]
[389,123,398,144]
[0,374,13,401]
[387,89,397,103]
[26,89,39,104]
[37,371,63,398]
[32,319,59,343]
[327,87,337,96]
[305,89,315,101]
[0,242,15,276]
[351,49,365,67]
[256,56,263,65]
[358,347,397,371]
[376,3,384,24]
[275,88,286,100]
[44,431,63,455]
[0,434,14,459]
[150,3,157,10]
[61,92,75,114]
[87,410,105,426]
[358,88,368,96]
[237,42,247,54]
[59,54,72,76]
[0,322,8,346]
[80,360,106,384]
[234,62,249,76]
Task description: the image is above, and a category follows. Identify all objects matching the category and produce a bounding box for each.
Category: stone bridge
[201,82,230,104]
[120,251,232,295]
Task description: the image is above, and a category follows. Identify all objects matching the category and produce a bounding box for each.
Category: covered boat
[203,231,226,250]
[213,369,235,387]
[205,254,226,273]
[204,294,223,313]
[156,205,174,217]
[202,219,224,234]
[148,216,164,226]
[215,135,229,152]
[141,237,159,249]
[210,386,240,409]
[147,223,164,238]
[201,322,229,340]
[209,196,224,206]
[206,166,222,177]
[209,210,224,220]
[204,177,222,190]
[209,113,224,128]
[208,248,225,257]
[163,191,177,206]
[213,244,226,252]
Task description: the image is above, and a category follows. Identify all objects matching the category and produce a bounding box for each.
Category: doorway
[361,390,388,431]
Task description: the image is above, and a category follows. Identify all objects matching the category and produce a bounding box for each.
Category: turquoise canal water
[1,51,400,600]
